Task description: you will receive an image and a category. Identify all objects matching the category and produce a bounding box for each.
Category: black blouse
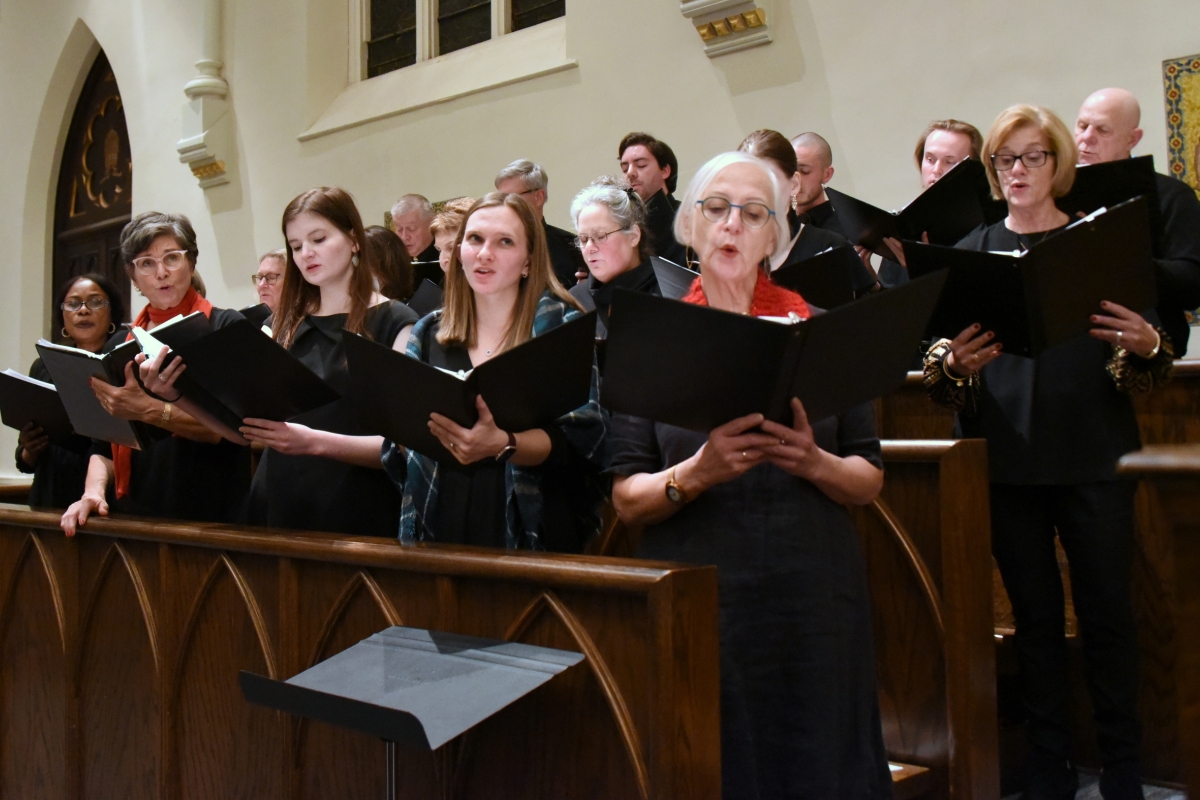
[89,308,253,523]
[568,257,660,338]
[249,301,418,536]
[955,221,1143,484]
[16,357,99,508]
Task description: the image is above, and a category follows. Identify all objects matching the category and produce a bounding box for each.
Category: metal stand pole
[385,739,396,800]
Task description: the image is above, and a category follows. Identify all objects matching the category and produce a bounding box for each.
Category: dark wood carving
[0,508,720,799]
[875,362,1200,784]
[52,50,133,336]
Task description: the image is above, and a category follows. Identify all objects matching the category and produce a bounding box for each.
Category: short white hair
[390,193,433,222]
[673,151,790,265]
[495,159,548,192]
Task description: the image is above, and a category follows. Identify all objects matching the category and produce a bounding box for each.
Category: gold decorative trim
[693,8,767,41]
[190,161,226,180]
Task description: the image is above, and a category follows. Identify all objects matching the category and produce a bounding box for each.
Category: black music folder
[240,626,582,751]
[650,256,699,301]
[0,370,74,442]
[344,312,596,464]
[407,279,443,317]
[905,197,1157,357]
[770,246,876,309]
[239,303,272,328]
[35,338,153,449]
[601,272,947,430]
[1056,155,1159,234]
[144,319,339,432]
[825,159,992,260]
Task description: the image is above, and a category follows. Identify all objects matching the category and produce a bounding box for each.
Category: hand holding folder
[344,312,597,464]
[905,197,1157,356]
[600,272,947,431]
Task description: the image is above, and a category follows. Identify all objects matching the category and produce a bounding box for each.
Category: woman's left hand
[136,346,184,401]
[757,398,826,479]
[90,361,158,422]
[429,395,508,466]
[1090,301,1161,358]
[240,418,321,456]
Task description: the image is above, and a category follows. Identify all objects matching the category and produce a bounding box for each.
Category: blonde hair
[437,192,582,352]
[982,105,1077,200]
[429,197,476,237]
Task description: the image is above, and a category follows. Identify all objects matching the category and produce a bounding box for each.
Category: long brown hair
[437,192,581,352]
[273,187,378,348]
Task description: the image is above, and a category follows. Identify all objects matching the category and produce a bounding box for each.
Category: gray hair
[673,151,790,266]
[119,211,199,272]
[390,193,433,222]
[259,248,286,266]
[495,159,548,193]
[570,176,651,261]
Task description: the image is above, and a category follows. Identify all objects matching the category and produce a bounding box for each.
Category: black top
[956,221,1143,484]
[799,197,851,241]
[88,308,253,523]
[249,301,419,536]
[543,220,587,290]
[643,189,688,266]
[568,257,660,338]
[609,404,892,798]
[1152,172,1200,351]
[878,257,908,288]
[15,357,100,508]
[411,242,443,290]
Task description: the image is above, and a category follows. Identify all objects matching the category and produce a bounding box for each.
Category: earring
[521,271,529,279]
[61,327,70,339]
[351,253,360,267]
[108,323,116,334]
[790,194,798,213]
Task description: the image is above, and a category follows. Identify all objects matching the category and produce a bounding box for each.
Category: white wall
[0,0,1196,477]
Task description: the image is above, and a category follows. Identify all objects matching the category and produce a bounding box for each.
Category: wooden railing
[0,508,719,799]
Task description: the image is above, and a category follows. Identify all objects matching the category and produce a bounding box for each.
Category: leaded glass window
[512,0,564,31]
[438,0,491,56]
[367,0,418,77]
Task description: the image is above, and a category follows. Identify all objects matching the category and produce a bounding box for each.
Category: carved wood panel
[0,512,719,800]
[52,50,132,335]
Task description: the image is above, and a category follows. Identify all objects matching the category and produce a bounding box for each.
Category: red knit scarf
[682,270,812,319]
[112,288,214,499]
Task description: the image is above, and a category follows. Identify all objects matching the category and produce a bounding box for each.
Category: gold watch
[665,466,687,504]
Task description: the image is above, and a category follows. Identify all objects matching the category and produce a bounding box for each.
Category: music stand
[240,625,584,800]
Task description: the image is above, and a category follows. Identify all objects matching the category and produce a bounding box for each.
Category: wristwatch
[495,431,518,463]
[665,466,687,504]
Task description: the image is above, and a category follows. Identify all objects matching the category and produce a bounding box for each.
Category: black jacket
[544,220,587,289]
[644,190,687,266]
[1152,173,1200,351]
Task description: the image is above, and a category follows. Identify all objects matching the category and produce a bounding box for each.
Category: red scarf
[682,271,812,319]
[113,288,214,499]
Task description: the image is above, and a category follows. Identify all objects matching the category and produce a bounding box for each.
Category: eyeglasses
[61,297,110,313]
[574,228,629,249]
[990,150,1054,171]
[696,198,775,228]
[251,272,281,286]
[131,250,190,275]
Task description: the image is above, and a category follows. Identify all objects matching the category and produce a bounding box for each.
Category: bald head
[789,132,835,213]
[1074,88,1143,165]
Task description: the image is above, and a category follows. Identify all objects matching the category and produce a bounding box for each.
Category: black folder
[239,303,272,328]
[0,369,74,442]
[240,626,583,751]
[770,246,876,309]
[152,319,340,432]
[344,311,597,464]
[905,197,1158,357]
[406,279,444,317]
[601,272,947,430]
[825,159,992,260]
[35,338,155,449]
[650,256,699,301]
[1056,155,1160,235]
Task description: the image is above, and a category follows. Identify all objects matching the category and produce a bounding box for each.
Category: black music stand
[240,625,584,800]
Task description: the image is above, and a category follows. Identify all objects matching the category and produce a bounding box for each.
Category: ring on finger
[741,451,747,460]
[778,438,786,445]
[449,442,456,449]
[1117,330,1124,340]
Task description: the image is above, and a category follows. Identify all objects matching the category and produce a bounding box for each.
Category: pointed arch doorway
[52,50,132,342]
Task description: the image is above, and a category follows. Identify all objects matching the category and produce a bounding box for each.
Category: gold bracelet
[161,402,173,423]
[1144,329,1162,360]
[942,354,969,383]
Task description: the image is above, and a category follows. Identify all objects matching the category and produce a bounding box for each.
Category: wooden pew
[854,440,998,800]
[0,507,719,799]
[1119,445,1200,799]
[875,361,1200,784]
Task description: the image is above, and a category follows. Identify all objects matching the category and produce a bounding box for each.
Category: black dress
[89,308,253,524]
[568,257,660,338]
[610,404,892,800]
[249,301,418,536]
[15,357,101,508]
